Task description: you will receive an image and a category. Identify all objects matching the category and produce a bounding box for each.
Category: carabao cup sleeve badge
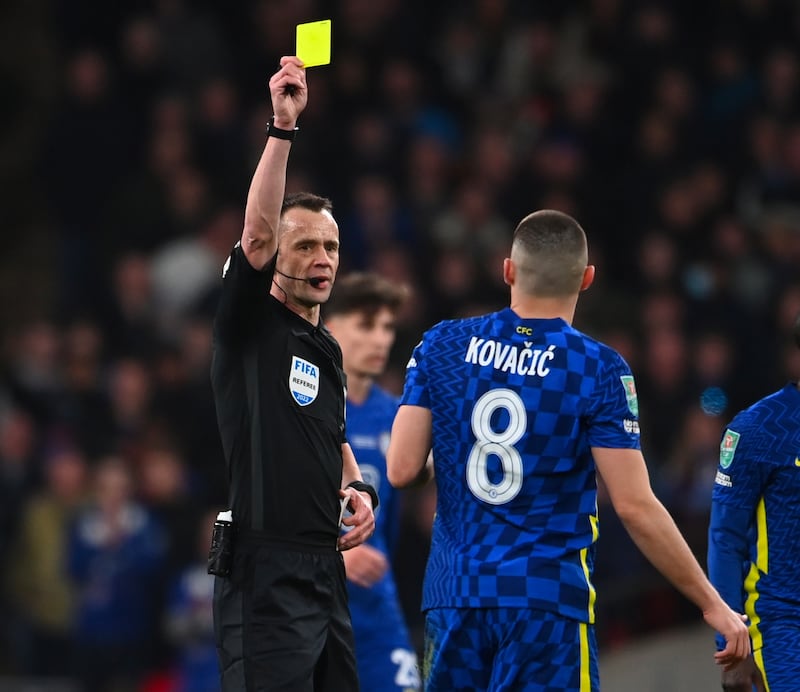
[719,429,740,469]
[289,356,320,406]
[620,375,639,417]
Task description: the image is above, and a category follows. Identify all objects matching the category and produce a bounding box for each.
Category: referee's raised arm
[241,56,307,271]
[211,54,367,692]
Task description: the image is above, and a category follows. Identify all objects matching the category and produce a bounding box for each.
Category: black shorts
[213,536,359,692]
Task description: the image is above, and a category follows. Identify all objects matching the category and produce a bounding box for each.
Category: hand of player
[269,56,307,128]
[704,601,750,670]
[721,655,766,691]
[337,486,375,551]
[342,543,389,587]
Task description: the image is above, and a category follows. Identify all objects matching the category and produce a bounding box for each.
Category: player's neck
[346,373,372,404]
[509,296,577,323]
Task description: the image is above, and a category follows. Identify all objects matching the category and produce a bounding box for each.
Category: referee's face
[278,207,340,306]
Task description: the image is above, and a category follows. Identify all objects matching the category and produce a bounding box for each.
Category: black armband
[265,116,298,141]
[347,480,379,510]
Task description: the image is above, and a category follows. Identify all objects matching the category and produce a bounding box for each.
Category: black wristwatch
[347,480,380,510]
[265,116,298,141]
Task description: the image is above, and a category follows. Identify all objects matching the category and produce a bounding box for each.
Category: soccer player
[387,209,750,691]
[707,315,800,692]
[324,272,421,691]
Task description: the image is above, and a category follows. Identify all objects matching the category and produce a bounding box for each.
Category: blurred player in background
[165,510,218,692]
[707,314,800,692]
[387,209,750,691]
[325,273,421,691]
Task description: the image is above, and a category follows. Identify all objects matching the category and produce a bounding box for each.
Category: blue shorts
[423,607,598,692]
[349,585,421,689]
[354,637,420,691]
[754,618,800,692]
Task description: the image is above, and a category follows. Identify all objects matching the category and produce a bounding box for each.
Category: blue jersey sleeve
[707,502,751,650]
[712,426,773,511]
[586,349,641,450]
[400,336,430,408]
[708,419,773,651]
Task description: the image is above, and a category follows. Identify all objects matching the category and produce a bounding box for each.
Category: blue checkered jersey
[401,308,639,622]
[708,383,800,649]
[400,309,641,623]
[345,385,413,647]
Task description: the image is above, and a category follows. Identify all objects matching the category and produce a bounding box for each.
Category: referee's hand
[337,487,375,551]
[269,56,307,127]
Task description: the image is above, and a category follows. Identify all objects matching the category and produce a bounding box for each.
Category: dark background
[1,0,799,689]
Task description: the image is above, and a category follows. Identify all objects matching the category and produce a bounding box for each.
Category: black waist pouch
[208,511,235,577]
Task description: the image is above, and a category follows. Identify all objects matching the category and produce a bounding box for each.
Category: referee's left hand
[337,487,375,551]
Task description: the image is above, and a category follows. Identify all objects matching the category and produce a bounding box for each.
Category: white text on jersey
[465,337,556,377]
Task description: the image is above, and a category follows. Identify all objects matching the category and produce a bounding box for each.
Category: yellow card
[296,20,331,68]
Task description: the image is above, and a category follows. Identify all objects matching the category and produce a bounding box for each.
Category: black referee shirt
[211,244,347,546]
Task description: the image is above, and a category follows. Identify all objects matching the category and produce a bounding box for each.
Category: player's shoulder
[729,384,798,431]
[424,312,490,337]
[564,323,627,366]
[424,309,532,345]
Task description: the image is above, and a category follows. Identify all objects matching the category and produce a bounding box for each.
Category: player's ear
[580,265,595,292]
[503,257,514,286]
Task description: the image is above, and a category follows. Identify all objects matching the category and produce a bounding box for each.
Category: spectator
[163,510,219,692]
[6,446,88,677]
[67,456,167,692]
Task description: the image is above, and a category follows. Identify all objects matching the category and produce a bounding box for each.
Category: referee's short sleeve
[214,244,274,343]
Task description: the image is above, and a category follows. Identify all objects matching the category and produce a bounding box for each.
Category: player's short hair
[281,191,334,216]
[511,209,588,297]
[324,272,409,319]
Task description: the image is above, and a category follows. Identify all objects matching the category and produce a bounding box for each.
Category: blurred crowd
[2,0,800,688]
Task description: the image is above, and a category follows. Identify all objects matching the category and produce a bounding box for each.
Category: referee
[210,56,377,692]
